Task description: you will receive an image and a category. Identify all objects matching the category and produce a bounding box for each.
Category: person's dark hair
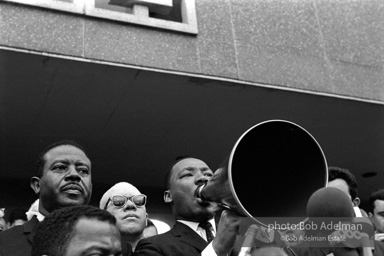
[35,140,87,178]
[8,208,27,225]
[31,205,116,256]
[164,155,194,190]
[328,166,358,200]
[368,189,384,214]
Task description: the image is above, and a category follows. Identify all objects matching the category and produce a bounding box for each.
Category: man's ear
[164,190,172,204]
[30,176,41,195]
[369,212,373,218]
[353,197,361,207]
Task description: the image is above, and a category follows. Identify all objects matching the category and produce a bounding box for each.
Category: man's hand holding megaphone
[212,210,240,256]
[196,172,241,256]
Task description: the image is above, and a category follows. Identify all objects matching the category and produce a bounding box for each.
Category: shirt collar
[26,209,45,222]
[177,219,216,233]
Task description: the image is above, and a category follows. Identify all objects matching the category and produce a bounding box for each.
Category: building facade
[1,0,383,224]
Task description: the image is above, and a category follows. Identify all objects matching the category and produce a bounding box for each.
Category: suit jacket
[122,241,134,256]
[0,215,39,256]
[134,221,208,256]
[374,240,384,256]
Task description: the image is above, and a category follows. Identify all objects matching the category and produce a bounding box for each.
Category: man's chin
[60,196,88,206]
[198,200,221,212]
[196,203,218,218]
[120,226,142,236]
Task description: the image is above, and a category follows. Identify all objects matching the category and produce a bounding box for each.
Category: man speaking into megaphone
[135,157,240,256]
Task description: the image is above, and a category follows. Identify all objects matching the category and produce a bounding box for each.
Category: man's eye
[53,165,66,171]
[204,173,213,177]
[78,168,89,175]
[181,173,193,178]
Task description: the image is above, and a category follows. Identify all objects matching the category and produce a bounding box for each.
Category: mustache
[61,182,83,192]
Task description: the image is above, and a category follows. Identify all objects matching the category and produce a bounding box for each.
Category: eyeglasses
[0,208,4,218]
[104,194,147,210]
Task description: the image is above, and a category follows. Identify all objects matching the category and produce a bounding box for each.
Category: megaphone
[196,120,328,227]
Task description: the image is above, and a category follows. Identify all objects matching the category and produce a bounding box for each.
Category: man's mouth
[62,184,82,194]
[196,197,211,206]
[123,213,138,220]
[195,185,211,206]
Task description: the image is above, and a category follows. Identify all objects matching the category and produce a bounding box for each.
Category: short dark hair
[164,156,194,190]
[368,189,384,214]
[31,205,116,256]
[8,208,27,225]
[328,166,358,200]
[35,140,87,178]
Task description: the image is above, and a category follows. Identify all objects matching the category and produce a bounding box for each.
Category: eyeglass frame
[104,194,147,210]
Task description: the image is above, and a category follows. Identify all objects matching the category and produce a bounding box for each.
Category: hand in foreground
[212,210,240,256]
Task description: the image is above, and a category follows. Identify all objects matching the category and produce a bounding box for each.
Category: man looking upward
[135,157,240,256]
[101,182,148,255]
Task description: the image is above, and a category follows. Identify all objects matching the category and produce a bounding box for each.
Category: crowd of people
[0,140,383,256]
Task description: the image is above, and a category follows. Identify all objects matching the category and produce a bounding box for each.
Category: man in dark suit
[135,156,240,256]
[368,189,384,256]
[0,140,93,256]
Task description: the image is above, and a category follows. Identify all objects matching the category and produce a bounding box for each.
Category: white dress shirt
[177,219,217,256]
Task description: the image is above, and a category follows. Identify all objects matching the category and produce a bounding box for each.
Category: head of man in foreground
[31,205,122,256]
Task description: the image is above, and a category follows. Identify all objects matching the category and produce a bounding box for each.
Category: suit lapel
[23,215,39,245]
[172,222,208,251]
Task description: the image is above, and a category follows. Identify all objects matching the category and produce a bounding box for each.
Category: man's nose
[123,199,137,210]
[64,166,81,181]
[196,173,209,185]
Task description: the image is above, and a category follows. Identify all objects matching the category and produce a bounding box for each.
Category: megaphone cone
[197,120,328,227]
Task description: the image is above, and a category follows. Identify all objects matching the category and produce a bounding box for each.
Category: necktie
[199,222,215,243]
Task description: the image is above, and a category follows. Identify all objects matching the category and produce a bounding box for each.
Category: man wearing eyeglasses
[0,140,93,256]
[100,182,148,256]
[135,156,240,256]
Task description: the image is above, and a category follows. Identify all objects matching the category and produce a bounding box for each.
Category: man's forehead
[110,184,140,196]
[168,158,211,183]
[72,217,120,239]
[374,199,384,211]
[327,178,350,197]
[172,158,209,171]
[45,145,89,162]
